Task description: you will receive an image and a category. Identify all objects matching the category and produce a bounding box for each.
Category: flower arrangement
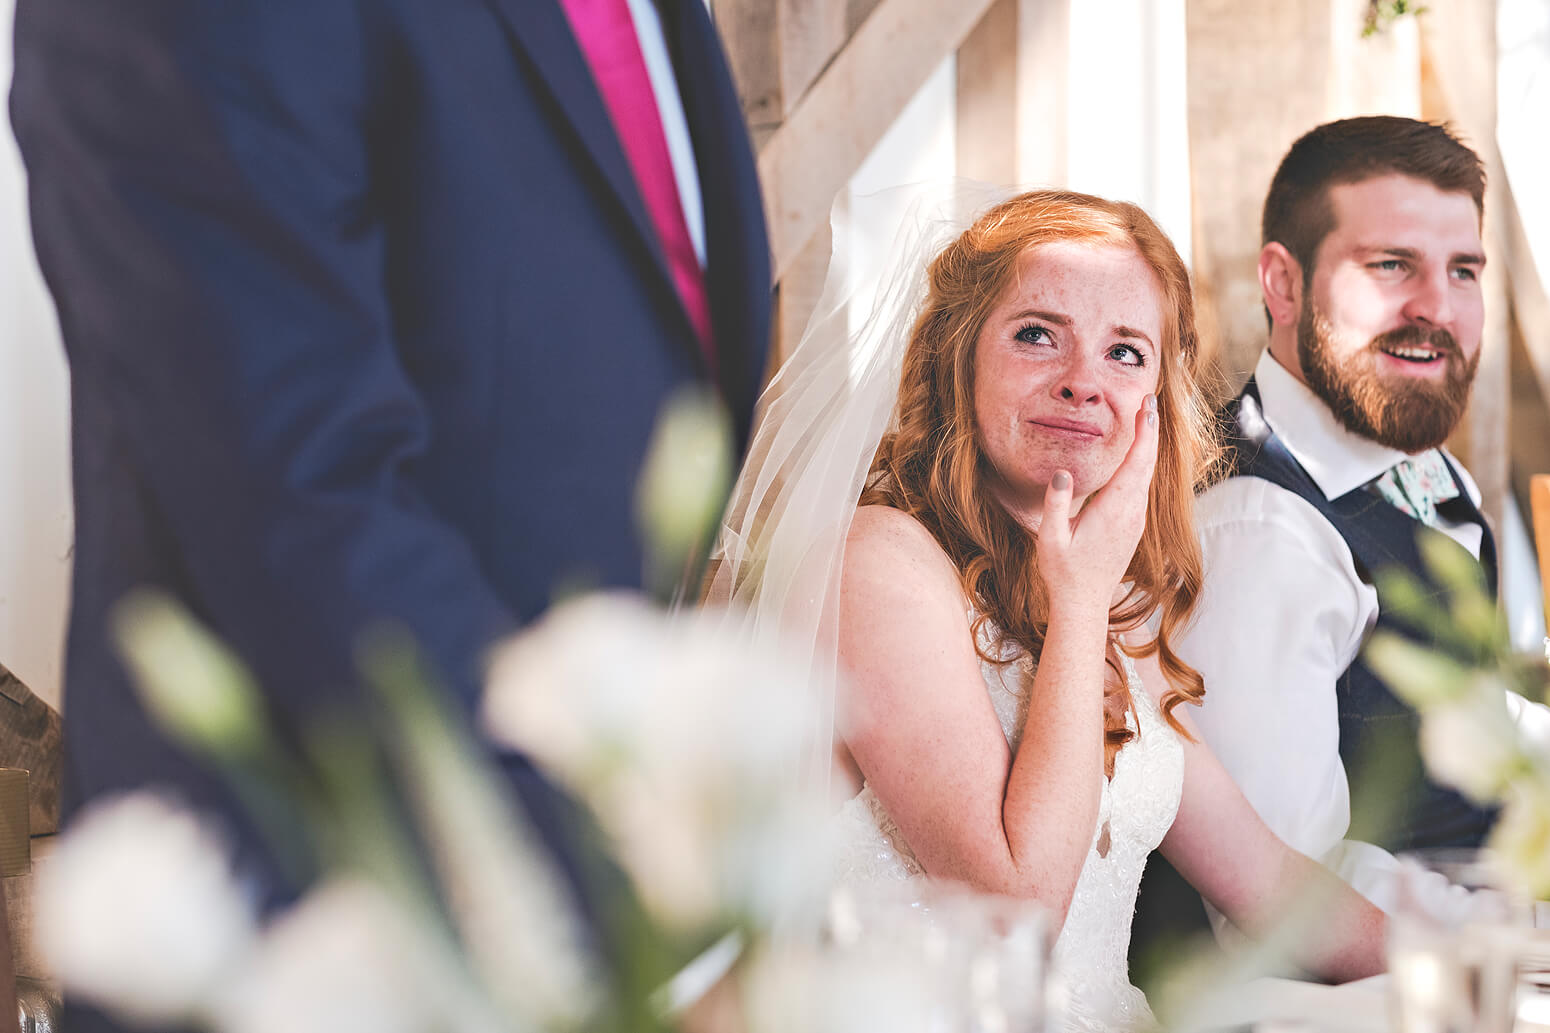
[1365,530,1550,897]
[34,391,830,1033]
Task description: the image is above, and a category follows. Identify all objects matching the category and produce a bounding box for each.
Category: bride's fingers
[1094,395,1160,515]
[1041,469,1074,550]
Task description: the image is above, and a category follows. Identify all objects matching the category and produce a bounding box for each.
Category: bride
[711,187,1384,1031]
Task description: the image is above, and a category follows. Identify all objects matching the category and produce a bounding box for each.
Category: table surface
[1177,974,1391,1033]
[1177,969,1550,1033]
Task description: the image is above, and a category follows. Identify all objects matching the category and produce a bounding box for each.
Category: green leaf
[1365,631,1472,707]
[1419,530,1490,602]
[111,590,273,758]
[1373,566,1481,658]
[356,627,606,1031]
[111,589,324,884]
[635,388,735,605]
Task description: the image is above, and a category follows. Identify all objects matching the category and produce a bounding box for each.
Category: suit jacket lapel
[486,0,677,307]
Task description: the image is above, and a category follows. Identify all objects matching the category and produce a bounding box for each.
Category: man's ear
[1258,242,1303,328]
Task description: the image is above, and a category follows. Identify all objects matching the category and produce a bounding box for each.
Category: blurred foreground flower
[1367,532,1550,898]
[113,595,272,759]
[1415,682,1521,805]
[1491,781,1550,900]
[635,388,735,604]
[42,587,835,1033]
[358,633,600,1029]
[43,593,599,1033]
[483,592,829,939]
[35,791,257,1027]
[210,878,503,1033]
[35,390,841,1033]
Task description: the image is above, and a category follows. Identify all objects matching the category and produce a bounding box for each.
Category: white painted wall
[838,0,1193,318]
[1500,0,1550,286]
[1499,0,1550,653]
[1068,0,1192,264]
[0,0,73,711]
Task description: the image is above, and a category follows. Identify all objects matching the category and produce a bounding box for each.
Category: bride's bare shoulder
[844,505,962,597]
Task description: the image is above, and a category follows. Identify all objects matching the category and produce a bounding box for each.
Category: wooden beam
[776,0,849,119]
[773,211,834,367]
[1011,0,1067,188]
[758,0,999,279]
[712,0,849,136]
[712,0,783,139]
[955,0,1069,189]
[955,0,1019,186]
[1502,173,1550,532]
[1420,0,1508,532]
[1500,175,1550,420]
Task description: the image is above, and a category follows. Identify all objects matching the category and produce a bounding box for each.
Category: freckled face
[972,242,1164,521]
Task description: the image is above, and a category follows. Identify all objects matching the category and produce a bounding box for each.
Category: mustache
[1367,324,1461,359]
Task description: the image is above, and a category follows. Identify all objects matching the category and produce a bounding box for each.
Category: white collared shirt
[1176,350,1531,916]
[623,0,707,267]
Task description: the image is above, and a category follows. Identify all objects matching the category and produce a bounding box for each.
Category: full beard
[1296,298,1480,453]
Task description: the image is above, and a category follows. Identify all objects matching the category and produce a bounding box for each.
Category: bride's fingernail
[1144,394,1158,413]
[1146,410,1157,427]
[1052,471,1071,491]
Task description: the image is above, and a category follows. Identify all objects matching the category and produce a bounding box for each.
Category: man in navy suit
[11,0,770,1021]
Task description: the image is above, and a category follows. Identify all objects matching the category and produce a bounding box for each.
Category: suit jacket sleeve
[12,0,518,721]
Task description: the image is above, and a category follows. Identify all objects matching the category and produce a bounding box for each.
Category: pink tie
[558,0,716,369]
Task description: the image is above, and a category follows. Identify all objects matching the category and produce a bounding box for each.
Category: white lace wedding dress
[829,629,1185,1033]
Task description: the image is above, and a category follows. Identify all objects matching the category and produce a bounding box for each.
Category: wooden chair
[1532,476,1550,661]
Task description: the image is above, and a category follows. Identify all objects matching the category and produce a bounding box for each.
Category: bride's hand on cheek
[1036,394,1159,618]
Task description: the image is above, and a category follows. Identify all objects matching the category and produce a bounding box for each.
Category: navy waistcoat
[1224,378,1498,851]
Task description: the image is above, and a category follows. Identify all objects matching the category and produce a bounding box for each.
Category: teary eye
[1015,325,1052,345]
[1109,343,1145,367]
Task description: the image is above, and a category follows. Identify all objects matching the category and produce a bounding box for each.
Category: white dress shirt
[1178,350,1516,917]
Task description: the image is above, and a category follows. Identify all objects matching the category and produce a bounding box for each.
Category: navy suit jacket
[11,0,770,987]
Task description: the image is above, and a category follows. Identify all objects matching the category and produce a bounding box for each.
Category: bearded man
[1149,118,1510,938]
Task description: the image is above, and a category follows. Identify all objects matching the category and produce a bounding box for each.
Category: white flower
[34,791,257,1026]
[212,878,500,1033]
[1488,786,1550,900]
[482,593,828,932]
[1417,678,1518,804]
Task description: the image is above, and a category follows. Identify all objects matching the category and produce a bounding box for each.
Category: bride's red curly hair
[859,190,1223,775]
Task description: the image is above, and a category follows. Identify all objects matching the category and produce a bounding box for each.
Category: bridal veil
[705,180,1011,807]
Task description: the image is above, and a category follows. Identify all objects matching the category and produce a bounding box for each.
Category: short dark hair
[1261,116,1485,277]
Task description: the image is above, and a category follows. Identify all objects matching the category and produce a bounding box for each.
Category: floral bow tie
[1371,449,1461,527]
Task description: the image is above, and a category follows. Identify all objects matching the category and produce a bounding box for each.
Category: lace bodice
[829,632,1184,1033]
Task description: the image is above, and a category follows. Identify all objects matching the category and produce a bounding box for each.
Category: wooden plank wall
[1182,0,1422,392]
[713,0,1051,364]
[1420,0,1510,531]
[713,0,1548,530]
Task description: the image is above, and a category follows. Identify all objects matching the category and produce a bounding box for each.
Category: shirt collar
[1251,350,1412,501]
